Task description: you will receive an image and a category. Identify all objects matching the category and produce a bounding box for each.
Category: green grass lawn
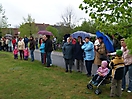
[0,51,131,99]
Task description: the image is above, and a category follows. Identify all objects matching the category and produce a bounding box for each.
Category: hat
[116,50,123,57]
[94,39,100,46]
[101,61,108,68]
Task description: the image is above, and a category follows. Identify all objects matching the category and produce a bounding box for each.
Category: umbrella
[71,31,90,40]
[96,31,114,52]
[5,34,12,37]
[5,36,12,40]
[38,30,53,35]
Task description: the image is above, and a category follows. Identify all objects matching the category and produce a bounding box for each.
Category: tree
[79,0,132,34]
[19,14,38,37]
[0,4,8,38]
[79,0,132,53]
[46,25,59,40]
[61,6,77,29]
[72,19,97,34]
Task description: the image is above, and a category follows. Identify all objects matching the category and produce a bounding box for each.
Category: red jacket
[12,39,16,45]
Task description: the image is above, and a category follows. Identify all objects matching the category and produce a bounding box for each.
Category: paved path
[34,49,98,75]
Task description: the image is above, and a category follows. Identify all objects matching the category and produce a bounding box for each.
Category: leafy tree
[19,14,38,37]
[72,19,97,34]
[46,26,58,37]
[0,4,8,38]
[79,0,132,53]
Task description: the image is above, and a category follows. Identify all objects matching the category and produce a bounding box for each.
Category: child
[92,60,108,86]
[109,50,124,97]
[13,46,19,59]
[39,39,45,64]
[24,47,29,60]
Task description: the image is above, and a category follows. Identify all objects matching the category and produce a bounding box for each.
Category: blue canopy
[96,31,114,52]
[71,31,90,40]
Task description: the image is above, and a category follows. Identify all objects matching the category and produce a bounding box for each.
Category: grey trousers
[110,78,122,97]
[76,59,84,72]
[64,58,73,71]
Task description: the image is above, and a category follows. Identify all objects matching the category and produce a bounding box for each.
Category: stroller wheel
[94,89,101,95]
[87,84,93,90]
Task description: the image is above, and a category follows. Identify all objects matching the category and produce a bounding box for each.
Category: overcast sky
[1,0,89,27]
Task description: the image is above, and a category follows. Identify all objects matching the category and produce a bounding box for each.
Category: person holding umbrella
[45,35,53,67]
[94,37,107,67]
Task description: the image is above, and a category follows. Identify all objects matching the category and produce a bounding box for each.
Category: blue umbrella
[96,31,114,52]
[71,31,90,40]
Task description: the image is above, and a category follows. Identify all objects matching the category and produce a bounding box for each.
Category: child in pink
[24,47,29,60]
[92,60,108,86]
[13,46,19,59]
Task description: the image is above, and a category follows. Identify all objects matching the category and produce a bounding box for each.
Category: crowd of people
[0,33,132,97]
[62,35,132,97]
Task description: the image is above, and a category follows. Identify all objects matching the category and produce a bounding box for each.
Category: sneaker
[127,90,131,93]
[121,88,124,91]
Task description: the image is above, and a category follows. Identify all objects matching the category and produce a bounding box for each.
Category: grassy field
[0,51,131,99]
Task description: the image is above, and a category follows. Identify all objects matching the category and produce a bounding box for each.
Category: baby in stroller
[92,60,109,86]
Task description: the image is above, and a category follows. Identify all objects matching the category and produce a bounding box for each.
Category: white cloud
[1,0,89,27]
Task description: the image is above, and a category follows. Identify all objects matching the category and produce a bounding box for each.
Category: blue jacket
[40,42,45,53]
[81,41,94,60]
[62,42,73,59]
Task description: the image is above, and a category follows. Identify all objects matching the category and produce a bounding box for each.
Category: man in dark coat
[29,36,35,62]
[74,36,84,72]
[45,35,53,67]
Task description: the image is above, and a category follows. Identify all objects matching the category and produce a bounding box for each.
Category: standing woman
[81,36,94,77]
[62,37,74,73]
[94,37,107,67]
[29,36,36,62]
[18,37,25,60]
[39,39,46,64]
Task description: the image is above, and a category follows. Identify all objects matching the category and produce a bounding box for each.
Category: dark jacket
[74,41,84,60]
[62,42,73,59]
[45,38,53,53]
[109,56,124,80]
[29,39,35,50]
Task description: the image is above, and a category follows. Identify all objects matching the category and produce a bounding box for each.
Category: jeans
[41,53,44,64]
[85,60,94,76]
[24,56,28,60]
[30,49,34,61]
[14,54,18,59]
[46,52,52,66]
[122,64,132,91]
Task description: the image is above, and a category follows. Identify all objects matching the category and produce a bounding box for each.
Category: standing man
[45,35,53,67]
[74,36,84,72]
[62,37,74,73]
[24,35,29,48]
[29,36,35,62]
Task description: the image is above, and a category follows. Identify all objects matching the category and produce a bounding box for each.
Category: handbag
[99,54,107,61]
